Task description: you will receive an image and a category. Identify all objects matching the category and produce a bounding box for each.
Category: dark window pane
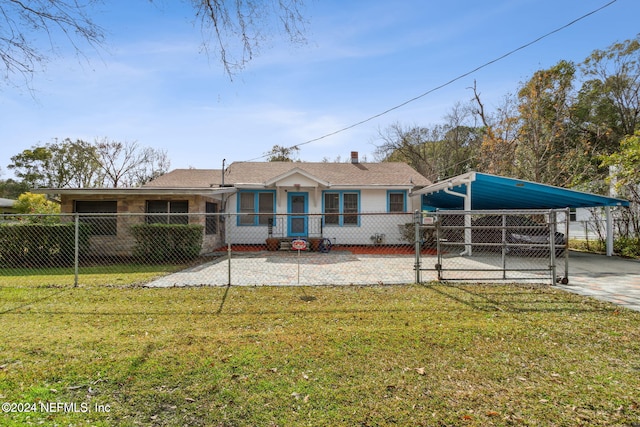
[169,201,188,224]
[343,193,358,225]
[146,200,188,224]
[324,193,339,224]
[389,193,405,212]
[146,201,167,224]
[239,193,255,225]
[74,201,117,236]
[169,201,188,213]
[257,193,274,225]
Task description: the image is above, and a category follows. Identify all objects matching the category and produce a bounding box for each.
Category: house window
[74,200,117,236]
[146,201,188,224]
[388,191,407,213]
[324,193,340,225]
[237,191,275,226]
[205,202,218,235]
[323,191,360,226]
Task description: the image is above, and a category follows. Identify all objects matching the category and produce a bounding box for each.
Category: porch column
[606,206,613,257]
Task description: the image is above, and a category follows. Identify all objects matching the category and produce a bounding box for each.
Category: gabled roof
[263,167,331,187]
[414,171,629,209]
[143,161,431,188]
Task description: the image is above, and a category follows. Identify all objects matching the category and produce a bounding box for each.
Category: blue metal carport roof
[413,172,629,210]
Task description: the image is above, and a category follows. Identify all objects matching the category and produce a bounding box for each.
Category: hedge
[0,222,89,268]
[130,223,204,262]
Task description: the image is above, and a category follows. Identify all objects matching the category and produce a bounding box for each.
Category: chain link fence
[416,209,569,284]
[1,210,568,286]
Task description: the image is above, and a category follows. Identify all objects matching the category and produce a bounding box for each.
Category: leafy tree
[13,192,60,224]
[515,60,578,186]
[14,192,60,215]
[600,130,640,239]
[580,35,640,139]
[571,35,640,191]
[472,35,640,191]
[602,131,640,190]
[8,139,101,188]
[7,145,53,188]
[8,138,169,188]
[1,0,307,86]
[265,144,300,162]
[0,178,28,199]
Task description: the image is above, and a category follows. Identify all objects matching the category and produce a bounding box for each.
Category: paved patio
[146,251,418,287]
[145,249,558,287]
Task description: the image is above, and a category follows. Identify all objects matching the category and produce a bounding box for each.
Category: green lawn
[0,263,185,287]
[0,283,639,426]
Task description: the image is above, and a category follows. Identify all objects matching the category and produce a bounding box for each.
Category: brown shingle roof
[143,162,430,188]
[143,169,223,188]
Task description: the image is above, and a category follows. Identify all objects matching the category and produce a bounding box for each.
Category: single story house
[39,153,431,255]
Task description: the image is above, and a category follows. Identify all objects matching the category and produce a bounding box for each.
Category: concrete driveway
[556,251,640,312]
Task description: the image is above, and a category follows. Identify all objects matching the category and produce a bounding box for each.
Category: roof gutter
[33,187,238,196]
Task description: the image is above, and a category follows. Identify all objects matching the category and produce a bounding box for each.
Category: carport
[412,172,630,256]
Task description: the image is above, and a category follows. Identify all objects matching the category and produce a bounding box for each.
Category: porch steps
[279,240,292,251]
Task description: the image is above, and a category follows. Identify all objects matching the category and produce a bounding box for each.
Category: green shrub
[0,222,89,267]
[568,238,606,253]
[570,237,640,258]
[130,223,204,263]
[614,237,640,258]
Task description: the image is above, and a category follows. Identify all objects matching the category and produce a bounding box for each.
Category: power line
[244,0,618,162]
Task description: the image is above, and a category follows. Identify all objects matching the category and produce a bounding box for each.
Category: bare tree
[471,83,521,178]
[193,0,307,76]
[0,0,307,86]
[93,139,170,188]
[374,104,481,181]
[0,0,104,86]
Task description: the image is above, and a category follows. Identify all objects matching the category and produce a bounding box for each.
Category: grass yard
[0,264,187,287]
[0,282,639,426]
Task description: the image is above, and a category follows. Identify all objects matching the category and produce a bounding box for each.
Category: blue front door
[288,192,308,237]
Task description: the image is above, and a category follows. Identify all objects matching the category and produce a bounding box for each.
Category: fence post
[563,207,570,283]
[414,210,421,284]
[549,210,557,284]
[436,212,442,281]
[227,242,232,286]
[74,213,79,287]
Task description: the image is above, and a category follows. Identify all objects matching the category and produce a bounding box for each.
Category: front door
[288,192,308,237]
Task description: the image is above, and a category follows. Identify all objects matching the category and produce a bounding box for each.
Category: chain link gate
[414,209,570,285]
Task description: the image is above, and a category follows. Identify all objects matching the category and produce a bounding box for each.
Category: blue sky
[1,0,638,179]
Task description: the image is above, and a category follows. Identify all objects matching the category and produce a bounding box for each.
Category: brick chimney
[350,151,359,164]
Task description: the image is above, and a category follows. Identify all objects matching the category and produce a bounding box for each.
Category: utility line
[244,0,618,162]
